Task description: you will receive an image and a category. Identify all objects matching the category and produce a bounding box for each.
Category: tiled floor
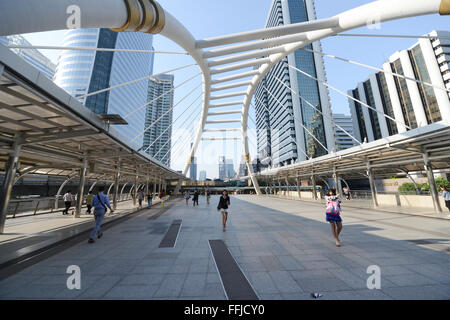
[1,195,449,300]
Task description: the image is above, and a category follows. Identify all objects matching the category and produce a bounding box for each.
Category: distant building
[0,35,56,79]
[219,157,235,180]
[199,170,207,181]
[333,114,357,151]
[143,74,174,165]
[238,156,248,177]
[53,29,155,148]
[190,143,197,180]
[349,30,450,143]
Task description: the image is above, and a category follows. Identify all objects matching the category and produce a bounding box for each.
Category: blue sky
[20,0,449,179]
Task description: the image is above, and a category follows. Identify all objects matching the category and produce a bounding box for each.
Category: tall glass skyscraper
[255,0,334,168]
[143,74,174,165]
[54,29,154,148]
[0,35,56,79]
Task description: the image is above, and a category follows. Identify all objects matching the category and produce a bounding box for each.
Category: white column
[357,83,375,142]
[418,38,450,123]
[369,74,390,138]
[348,91,362,143]
[382,62,408,133]
[399,50,428,127]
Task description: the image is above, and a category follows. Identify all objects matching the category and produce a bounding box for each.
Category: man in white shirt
[63,190,73,215]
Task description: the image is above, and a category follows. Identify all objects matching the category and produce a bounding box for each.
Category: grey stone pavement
[0,195,450,300]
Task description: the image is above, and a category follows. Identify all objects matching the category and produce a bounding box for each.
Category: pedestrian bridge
[0,0,450,236]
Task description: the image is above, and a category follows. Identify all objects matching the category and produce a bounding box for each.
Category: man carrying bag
[88,186,114,243]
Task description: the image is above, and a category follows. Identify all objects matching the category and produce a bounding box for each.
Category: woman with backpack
[325,189,343,247]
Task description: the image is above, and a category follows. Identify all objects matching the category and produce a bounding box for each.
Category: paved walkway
[0,195,449,300]
[0,199,164,270]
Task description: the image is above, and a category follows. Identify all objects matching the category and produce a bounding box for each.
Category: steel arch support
[55,175,76,209]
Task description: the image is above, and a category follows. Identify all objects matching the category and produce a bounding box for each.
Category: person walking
[343,186,350,200]
[138,188,145,209]
[217,190,230,231]
[88,186,114,243]
[86,190,93,214]
[325,189,343,247]
[184,190,191,206]
[193,190,199,207]
[62,190,73,215]
[206,188,211,205]
[147,189,153,209]
[440,185,450,215]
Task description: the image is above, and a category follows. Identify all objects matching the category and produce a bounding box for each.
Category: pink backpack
[326,199,340,215]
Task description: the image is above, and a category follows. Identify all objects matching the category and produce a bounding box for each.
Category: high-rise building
[255,0,335,168]
[238,155,248,177]
[349,30,450,143]
[53,29,154,148]
[199,170,207,181]
[333,114,357,151]
[189,159,197,181]
[189,143,198,180]
[0,35,56,79]
[226,160,235,179]
[219,156,235,180]
[218,156,227,181]
[143,74,174,165]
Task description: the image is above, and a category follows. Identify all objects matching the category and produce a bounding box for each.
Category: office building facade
[189,159,197,181]
[349,30,450,143]
[0,35,56,79]
[199,170,207,181]
[54,28,154,148]
[255,0,335,168]
[333,114,357,151]
[218,157,235,180]
[143,74,174,165]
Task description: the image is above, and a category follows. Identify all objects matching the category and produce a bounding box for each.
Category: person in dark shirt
[217,190,230,231]
[192,190,199,206]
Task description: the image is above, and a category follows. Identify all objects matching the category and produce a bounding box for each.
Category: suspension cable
[261,83,329,154]
[334,33,450,41]
[168,113,200,164]
[285,61,412,130]
[125,72,201,119]
[301,47,450,93]
[272,74,361,145]
[131,84,202,142]
[79,64,196,99]
[6,45,189,55]
[143,97,201,153]
[160,105,202,161]
[161,109,201,164]
[253,96,311,161]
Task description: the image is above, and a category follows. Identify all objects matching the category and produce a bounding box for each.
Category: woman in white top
[184,191,191,206]
[63,190,73,215]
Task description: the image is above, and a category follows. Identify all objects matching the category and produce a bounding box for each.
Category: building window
[391,59,417,129]
[409,45,442,124]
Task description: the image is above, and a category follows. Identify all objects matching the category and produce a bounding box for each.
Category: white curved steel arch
[1,0,448,195]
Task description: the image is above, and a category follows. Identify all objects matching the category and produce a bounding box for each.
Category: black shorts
[445,200,450,210]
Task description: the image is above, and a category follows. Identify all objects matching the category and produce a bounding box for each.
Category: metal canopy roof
[0,44,185,184]
[256,121,450,180]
